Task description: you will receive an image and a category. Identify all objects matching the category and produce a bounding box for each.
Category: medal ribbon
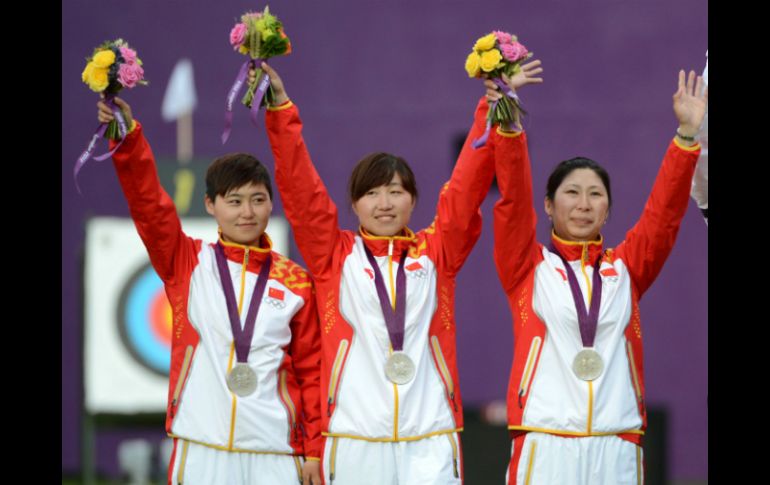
[214,243,272,363]
[549,243,603,348]
[363,244,407,352]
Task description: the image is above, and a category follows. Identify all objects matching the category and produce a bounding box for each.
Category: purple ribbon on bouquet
[74,94,128,194]
[472,78,522,149]
[221,58,271,144]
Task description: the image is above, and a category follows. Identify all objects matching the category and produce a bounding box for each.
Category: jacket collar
[217,230,273,272]
[549,230,604,266]
[359,226,416,259]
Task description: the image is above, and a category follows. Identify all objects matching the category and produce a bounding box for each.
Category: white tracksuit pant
[506,432,643,485]
[169,438,304,485]
[322,432,463,484]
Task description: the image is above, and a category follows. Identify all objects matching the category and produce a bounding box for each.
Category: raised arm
[427,60,544,277]
[690,56,708,223]
[261,64,343,277]
[425,96,494,275]
[489,61,544,293]
[616,70,707,296]
[101,98,196,282]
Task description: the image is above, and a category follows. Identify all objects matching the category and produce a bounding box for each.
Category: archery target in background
[84,216,289,414]
[118,262,174,377]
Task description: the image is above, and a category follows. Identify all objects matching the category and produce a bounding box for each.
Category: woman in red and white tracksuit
[98,98,322,485]
[488,71,707,484]
[259,62,542,484]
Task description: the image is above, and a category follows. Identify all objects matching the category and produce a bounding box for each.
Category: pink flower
[493,31,512,45]
[119,46,137,64]
[230,23,248,48]
[118,62,144,88]
[500,42,529,62]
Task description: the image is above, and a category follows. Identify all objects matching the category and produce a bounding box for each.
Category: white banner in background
[84,216,290,414]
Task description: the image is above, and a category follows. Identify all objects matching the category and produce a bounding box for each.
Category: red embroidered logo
[555,268,567,281]
[364,268,374,280]
[406,262,423,271]
[268,287,285,301]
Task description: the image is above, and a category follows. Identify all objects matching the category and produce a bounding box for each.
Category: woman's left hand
[485,59,543,104]
[673,69,708,137]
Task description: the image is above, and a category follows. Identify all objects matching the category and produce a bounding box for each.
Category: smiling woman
[204,184,273,247]
[96,97,324,484]
[544,158,612,243]
[349,153,418,237]
[488,70,707,485]
[203,153,274,247]
[262,59,543,484]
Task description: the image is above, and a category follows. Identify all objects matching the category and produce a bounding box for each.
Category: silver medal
[226,363,257,397]
[385,351,416,385]
[572,348,604,381]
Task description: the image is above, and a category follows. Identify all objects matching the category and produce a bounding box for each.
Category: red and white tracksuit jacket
[264,99,495,459]
[490,127,700,477]
[110,124,323,462]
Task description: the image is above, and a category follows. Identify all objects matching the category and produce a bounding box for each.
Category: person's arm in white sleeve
[690,52,708,224]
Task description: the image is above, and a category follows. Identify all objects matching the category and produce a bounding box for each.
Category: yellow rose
[239,45,250,55]
[81,62,94,83]
[465,52,481,78]
[86,66,110,92]
[474,33,496,52]
[480,49,503,72]
[92,49,116,69]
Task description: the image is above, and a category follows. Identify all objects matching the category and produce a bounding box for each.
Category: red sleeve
[615,139,701,297]
[427,97,496,275]
[492,129,540,294]
[288,284,322,459]
[110,122,196,282]
[265,103,342,276]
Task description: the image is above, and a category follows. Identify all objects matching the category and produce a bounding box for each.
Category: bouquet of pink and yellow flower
[222,5,292,144]
[465,31,531,148]
[75,39,148,192]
